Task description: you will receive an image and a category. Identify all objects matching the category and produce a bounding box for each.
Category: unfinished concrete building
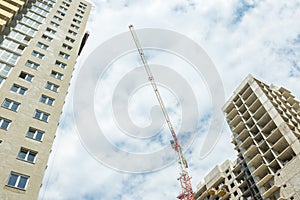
[0,0,91,199]
[195,75,300,200]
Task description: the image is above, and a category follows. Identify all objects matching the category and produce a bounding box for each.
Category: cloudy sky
[39,0,300,199]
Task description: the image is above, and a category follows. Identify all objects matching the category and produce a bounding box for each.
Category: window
[34,1,51,12]
[0,39,25,54]
[62,43,72,50]
[0,49,19,65]
[20,17,40,29]
[233,191,238,196]
[11,84,27,95]
[56,10,65,17]
[53,15,62,22]
[55,60,66,69]
[73,19,81,24]
[65,36,75,43]
[79,5,86,10]
[71,24,79,30]
[50,70,63,80]
[62,1,70,7]
[80,2,87,6]
[59,51,70,59]
[2,99,20,111]
[40,95,54,106]
[75,13,83,19]
[19,72,33,82]
[59,6,68,11]
[230,182,235,188]
[7,31,31,45]
[227,175,232,180]
[0,62,12,77]
[46,28,56,34]
[50,21,59,28]
[26,127,44,141]
[34,110,50,122]
[15,23,36,37]
[31,6,48,17]
[46,81,59,92]
[25,60,39,69]
[7,172,29,190]
[0,77,4,87]
[32,51,44,59]
[41,34,53,42]
[77,9,84,14]
[36,42,48,50]
[68,29,77,36]
[0,117,11,130]
[25,11,44,23]
[17,148,37,163]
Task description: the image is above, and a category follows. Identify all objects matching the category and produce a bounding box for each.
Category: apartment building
[195,75,300,200]
[0,0,91,199]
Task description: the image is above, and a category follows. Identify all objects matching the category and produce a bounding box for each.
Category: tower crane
[129,25,195,200]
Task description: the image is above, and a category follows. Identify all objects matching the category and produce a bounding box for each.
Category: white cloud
[39,0,300,199]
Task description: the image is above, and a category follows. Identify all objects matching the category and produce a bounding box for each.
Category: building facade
[195,75,300,200]
[0,0,91,199]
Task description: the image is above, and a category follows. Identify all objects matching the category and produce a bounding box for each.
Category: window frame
[2,98,20,112]
[7,172,29,190]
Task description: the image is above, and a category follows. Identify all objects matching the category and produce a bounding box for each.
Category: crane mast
[129,25,194,200]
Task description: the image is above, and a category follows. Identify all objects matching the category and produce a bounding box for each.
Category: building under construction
[195,75,300,200]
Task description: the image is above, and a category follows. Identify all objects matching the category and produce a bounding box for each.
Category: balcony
[244,144,258,159]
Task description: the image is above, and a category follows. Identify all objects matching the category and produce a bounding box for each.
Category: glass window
[46,28,56,34]
[0,62,12,77]
[25,60,39,69]
[0,117,11,130]
[53,15,62,22]
[50,21,59,28]
[65,36,75,43]
[75,13,83,19]
[46,82,59,92]
[50,70,63,80]
[0,39,25,54]
[59,6,68,11]
[62,1,70,7]
[25,11,44,23]
[36,42,48,50]
[73,19,81,24]
[56,10,65,17]
[20,17,40,29]
[0,49,19,65]
[31,6,48,17]
[34,110,50,122]
[31,51,44,59]
[7,172,29,190]
[19,72,33,82]
[71,24,79,30]
[26,127,44,141]
[62,43,72,50]
[2,99,20,111]
[58,51,70,59]
[68,30,77,36]
[11,84,27,95]
[17,148,37,163]
[41,34,53,42]
[40,95,54,106]
[0,77,4,87]
[55,60,66,69]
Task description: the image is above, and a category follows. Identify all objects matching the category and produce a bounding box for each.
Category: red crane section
[129,25,195,200]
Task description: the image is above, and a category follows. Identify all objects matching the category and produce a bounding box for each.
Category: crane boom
[129,25,194,200]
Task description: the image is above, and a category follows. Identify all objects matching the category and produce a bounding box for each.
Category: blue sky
[39,0,300,199]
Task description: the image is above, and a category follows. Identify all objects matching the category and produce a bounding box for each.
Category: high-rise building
[0,0,91,199]
[195,75,300,200]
